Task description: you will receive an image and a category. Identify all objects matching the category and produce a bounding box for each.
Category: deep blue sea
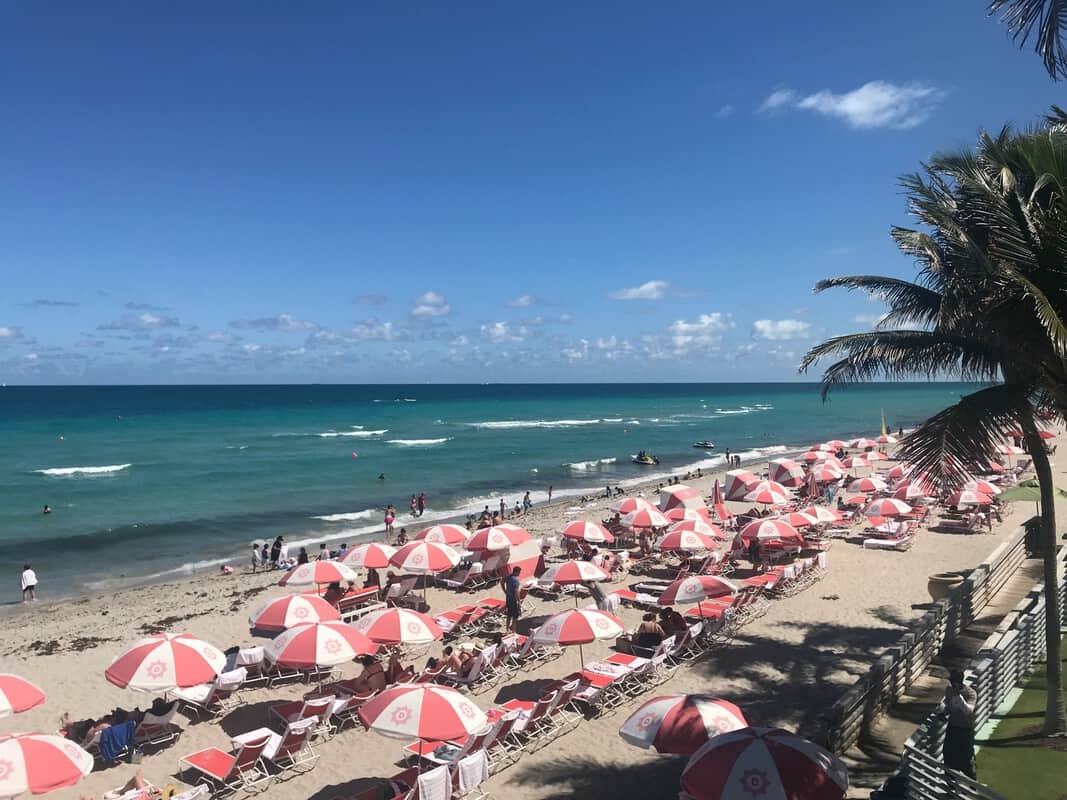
[0,383,981,595]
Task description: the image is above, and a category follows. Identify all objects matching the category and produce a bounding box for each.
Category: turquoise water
[0,383,979,594]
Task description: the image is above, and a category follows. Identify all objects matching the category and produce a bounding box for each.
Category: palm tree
[989,0,1067,79]
[801,118,1067,735]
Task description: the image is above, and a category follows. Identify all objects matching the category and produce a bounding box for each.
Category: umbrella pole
[578,643,585,671]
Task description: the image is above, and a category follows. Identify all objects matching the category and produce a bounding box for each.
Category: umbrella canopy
[248,594,341,633]
[962,479,1001,496]
[619,694,748,755]
[865,451,889,462]
[811,465,843,483]
[340,542,397,570]
[359,684,488,742]
[349,608,443,646]
[680,727,849,800]
[824,439,846,450]
[0,675,45,719]
[660,485,706,512]
[491,538,543,580]
[414,524,470,546]
[657,576,737,605]
[0,733,93,798]
[264,621,376,669]
[739,519,803,544]
[775,510,818,528]
[1039,430,1056,439]
[800,506,844,524]
[864,498,913,518]
[656,529,720,553]
[669,518,726,540]
[743,482,789,506]
[665,506,712,523]
[840,455,871,470]
[847,476,887,494]
[998,444,1025,455]
[886,463,913,480]
[876,434,897,444]
[724,470,760,501]
[466,525,532,551]
[801,450,827,463]
[849,438,877,450]
[559,520,615,544]
[768,459,805,488]
[710,480,724,506]
[840,494,869,507]
[944,489,993,507]
[531,608,624,646]
[612,497,656,514]
[808,443,834,452]
[540,560,610,585]
[390,541,461,574]
[279,560,359,587]
[106,632,226,692]
[893,483,929,501]
[622,507,671,529]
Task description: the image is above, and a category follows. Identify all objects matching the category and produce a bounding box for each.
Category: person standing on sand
[502,566,522,632]
[943,669,977,778]
[547,485,553,502]
[21,564,37,602]
[269,536,283,568]
[522,491,531,512]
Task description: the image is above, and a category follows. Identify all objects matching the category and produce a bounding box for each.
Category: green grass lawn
[975,636,1067,800]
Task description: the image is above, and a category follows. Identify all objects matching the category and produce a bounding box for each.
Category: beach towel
[100,719,136,762]
[457,750,489,794]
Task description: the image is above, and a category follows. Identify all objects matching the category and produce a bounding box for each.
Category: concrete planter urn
[927,572,964,601]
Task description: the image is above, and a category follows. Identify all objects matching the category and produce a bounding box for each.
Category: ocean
[0,383,979,596]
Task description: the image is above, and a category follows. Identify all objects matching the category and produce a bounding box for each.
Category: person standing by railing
[943,669,977,779]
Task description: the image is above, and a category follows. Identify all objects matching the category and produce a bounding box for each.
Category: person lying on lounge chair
[441,645,475,677]
[635,613,666,649]
[386,651,414,684]
[351,654,388,693]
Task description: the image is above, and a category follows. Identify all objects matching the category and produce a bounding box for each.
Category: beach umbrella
[801,450,826,463]
[669,518,726,540]
[660,485,706,512]
[962,479,1001,496]
[724,470,759,501]
[864,498,912,517]
[980,460,1005,473]
[847,476,887,494]
[0,675,45,718]
[865,450,890,461]
[1039,430,1056,439]
[414,524,469,546]
[665,506,712,523]
[622,507,671,529]
[0,733,93,797]
[106,632,226,692]
[680,727,849,800]
[739,519,803,544]
[657,575,737,606]
[532,608,624,669]
[359,684,487,742]
[849,438,877,450]
[1003,429,1023,438]
[808,443,834,452]
[811,465,843,483]
[390,541,461,574]
[656,529,720,553]
[997,444,1024,455]
[710,480,724,506]
[801,506,843,524]
[876,434,897,444]
[264,621,376,669]
[278,560,358,587]
[887,463,913,481]
[944,489,993,507]
[776,510,818,528]
[619,695,748,755]
[743,481,789,506]
[248,594,340,633]
[840,455,871,470]
[612,496,656,514]
[824,439,846,450]
[349,607,443,646]
[340,542,397,570]
[540,559,610,585]
[893,482,929,501]
[768,459,805,488]
[466,525,532,551]
[841,494,869,507]
[559,520,615,544]
[492,538,543,580]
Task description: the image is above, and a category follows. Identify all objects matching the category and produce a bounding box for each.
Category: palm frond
[989,0,1067,80]
[1002,267,1067,357]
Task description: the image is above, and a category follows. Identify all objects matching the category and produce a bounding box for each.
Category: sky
[0,2,1060,384]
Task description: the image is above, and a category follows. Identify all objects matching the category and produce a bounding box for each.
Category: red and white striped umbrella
[559,520,615,544]
[801,450,826,463]
[824,439,846,450]
[265,621,376,669]
[0,733,93,797]
[841,494,869,507]
[681,727,849,800]
[865,450,889,461]
[106,633,226,692]
[660,484,706,512]
[665,506,712,523]
[656,529,719,553]
[776,510,818,528]
[847,476,887,494]
[849,437,877,450]
[349,607,442,646]
[622,507,671,529]
[892,483,926,501]
[724,470,760,501]
[540,559,610,585]
[743,481,789,506]
[611,496,655,514]
[248,594,341,633]
[340,542,397,569]
[864,498,913,517]
[466,525,532,551]
[657,576,737,605]
[0,675,45,719]
[619,695,748,755]
[811,465,843,483]
[808,443,834,452]
[840,455,871,470]
[668,518,726,541]
[945,489,993,507]
[962,479,1001,496]
[982,460,1005,473]
[739,519,803,544]
[1039,430,1056,439]
[876,434,898,444]
[887,463,913,480]
[710,480,724,506]
[414,524,470,546]
[359,684,487,742]
[390,541,461,574]
[532,608,624,647]
[800,506,843,524]
[768,459,805,488]
[279,560,359,587]
[998,444,1024,455]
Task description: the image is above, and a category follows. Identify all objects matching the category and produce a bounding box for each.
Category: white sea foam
[602,418,623,423]
[387,438,450,446]
[318,430,388,438]
[35,464,131,476]
[314,508,380,523]
[564,457,618,470]
[714,408,754,415]
[466,419,602,429]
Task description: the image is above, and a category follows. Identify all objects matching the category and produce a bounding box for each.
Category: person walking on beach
[417,492,426,516]
[502,566,522,632]
[943,669,977,778]
[384,505,395,537]
[499,498,506,518]
[522,491,531,512]
[269,536,283,568]
[21,564,37,603]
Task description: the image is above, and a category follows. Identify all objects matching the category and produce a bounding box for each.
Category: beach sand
[2,434,1057,800]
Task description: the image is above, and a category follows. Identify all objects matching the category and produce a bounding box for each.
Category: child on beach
[20,564,36,602]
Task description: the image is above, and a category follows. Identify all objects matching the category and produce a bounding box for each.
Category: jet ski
[632,451,660,466]
[692,440,715,449]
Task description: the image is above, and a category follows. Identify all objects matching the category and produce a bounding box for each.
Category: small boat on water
[692,440,715,449]
[632,451,660,466]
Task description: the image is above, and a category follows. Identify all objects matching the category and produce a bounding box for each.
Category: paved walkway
[842,556,1045,796]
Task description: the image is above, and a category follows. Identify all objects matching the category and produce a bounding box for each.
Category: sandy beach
[2,434,1056,800]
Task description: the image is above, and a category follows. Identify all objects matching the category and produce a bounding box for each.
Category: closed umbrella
[619,695,748,755]
[710,480,724,506]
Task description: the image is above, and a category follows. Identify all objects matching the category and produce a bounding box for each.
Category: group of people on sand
[61,697,176,749]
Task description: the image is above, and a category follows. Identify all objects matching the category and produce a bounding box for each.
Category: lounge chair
[268,695,334,738]
[178,733,271,794]
[437,565,477,592]
[863,536,915,551]
[171,668,247,721]
[385,576,419,608]
[455,750,491,799]
[234,647,268,687]
[415,765,452,800]
[135,704,182,750]
[244,718,318,778]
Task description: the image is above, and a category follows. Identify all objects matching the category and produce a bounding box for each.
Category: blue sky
[0,2,1058,383]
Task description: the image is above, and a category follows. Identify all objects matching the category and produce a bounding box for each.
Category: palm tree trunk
[1021,418,1067,735]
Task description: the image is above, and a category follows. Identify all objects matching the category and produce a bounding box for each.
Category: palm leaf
[989,0,1067,79]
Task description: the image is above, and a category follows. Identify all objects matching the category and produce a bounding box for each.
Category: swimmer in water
[378,473,386,480]
[42,505,52,515]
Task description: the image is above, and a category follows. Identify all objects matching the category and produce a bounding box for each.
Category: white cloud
[481,321,532,343]
[595,336,617,350]
[451,334,469,346]
[714,104,734,119]
[203,330,240,345]
[507,294,537,308]
[230,313,318,332]
[350,319,406,342]
[0,326,23,341]
[752,319,811,340]
[558,313,573,324]
[852,312,890,328]
[760,81,944,130]
[668,312,735,350]
[609,280,668,301]
[411,291,451,318]
[561,339,589,362]
[99,312,180,331]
